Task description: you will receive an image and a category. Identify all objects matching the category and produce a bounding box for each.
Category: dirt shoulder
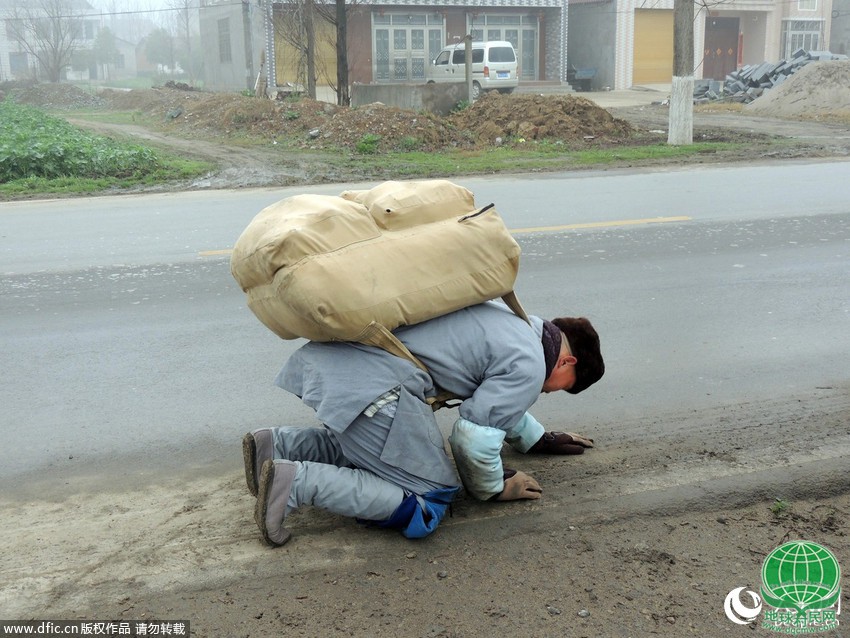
[2,389,847,637]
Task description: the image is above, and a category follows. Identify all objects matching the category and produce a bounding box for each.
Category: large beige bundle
[230,179,526,368]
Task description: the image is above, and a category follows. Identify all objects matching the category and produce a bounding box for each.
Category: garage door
[633,9,673,85]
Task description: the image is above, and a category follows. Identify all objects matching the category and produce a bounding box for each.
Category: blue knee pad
[368,486,460,539]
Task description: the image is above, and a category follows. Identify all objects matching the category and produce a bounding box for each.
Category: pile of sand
[745,60,850,122]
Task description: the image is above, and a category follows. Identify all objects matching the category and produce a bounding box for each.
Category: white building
[0,0,99,82]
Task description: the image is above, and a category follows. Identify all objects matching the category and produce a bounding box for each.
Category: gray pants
[272,410,453,522]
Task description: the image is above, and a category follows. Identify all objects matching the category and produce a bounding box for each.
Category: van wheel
[472,81,481,101]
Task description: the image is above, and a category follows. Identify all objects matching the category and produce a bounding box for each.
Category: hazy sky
[88,0,183,21]
[87,0,192,30]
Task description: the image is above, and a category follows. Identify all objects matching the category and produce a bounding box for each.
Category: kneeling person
[242,301,604,546]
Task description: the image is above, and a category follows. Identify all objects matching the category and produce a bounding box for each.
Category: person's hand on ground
[528,431,594,455]
[495,469,542,500]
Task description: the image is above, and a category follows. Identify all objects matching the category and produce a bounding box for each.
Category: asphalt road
[1,161,848,493]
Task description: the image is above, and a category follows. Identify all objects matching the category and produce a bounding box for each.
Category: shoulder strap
[355,321,427,371]
[501,290,530,324]
[354,321,462,411]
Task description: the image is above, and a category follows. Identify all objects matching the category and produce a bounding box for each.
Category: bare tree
[275,0,316,98]
[166,0,196,84]
[668,0,694,145]
[93,24,119,80]
[144,26,176,76]
[313,0,349,105]
[668,0,738,145]
[5,0,92,82]
[273,0,354,103]
[334,0,349,106]
[270,0,355,105]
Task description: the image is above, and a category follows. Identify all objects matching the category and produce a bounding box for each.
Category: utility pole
[243,0,255,92]
[668,0,694,145]
[464,34,472,102]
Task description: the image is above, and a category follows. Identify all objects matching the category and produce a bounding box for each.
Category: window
[781,20,822,58]
[797,0,817,10]
[452,49,484,64]
[9,51,28,76]
[218,18,231,63]
[489,46,516,63]
[5,19,22,41]
[434,50,450,66]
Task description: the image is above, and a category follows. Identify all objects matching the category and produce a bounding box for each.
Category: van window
[488,46,516,63]
[451,49,485,64]
[434,51,450,66]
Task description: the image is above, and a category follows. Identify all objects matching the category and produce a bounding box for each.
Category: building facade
[0,0,99,82]
[215,0,836,96]
[198,0,265,92]
[263,0,569,91]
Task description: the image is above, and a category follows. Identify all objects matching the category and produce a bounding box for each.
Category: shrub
[355,133,382,154]
[452,100,471,113]
[399,136,421,151]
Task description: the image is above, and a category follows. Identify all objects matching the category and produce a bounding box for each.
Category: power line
[4,1,250,22]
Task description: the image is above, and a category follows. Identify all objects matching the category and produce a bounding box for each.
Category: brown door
[703,17,739,80]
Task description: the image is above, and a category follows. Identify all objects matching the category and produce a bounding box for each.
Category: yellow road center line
[510,215,691,234]
[199,216,691,256]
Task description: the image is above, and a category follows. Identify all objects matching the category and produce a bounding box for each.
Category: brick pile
[694,49,848,104]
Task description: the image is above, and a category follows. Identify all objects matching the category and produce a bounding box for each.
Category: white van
[426,41,518,100]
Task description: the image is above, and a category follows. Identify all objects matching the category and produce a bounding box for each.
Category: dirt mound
[9,82,106,110]
[9,83,635,151]
[311,102,460,151]
[450,92,634,144]
[745,60,850,122]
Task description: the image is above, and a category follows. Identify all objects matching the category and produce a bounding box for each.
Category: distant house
[0,0,99,82]
[93,34,138,81]
[262,1,570,91]
[198,0,835,97]
[198,0,265,92]
[572,0,835,88]
[135,36,158,78]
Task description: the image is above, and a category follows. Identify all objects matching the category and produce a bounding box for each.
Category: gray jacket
[276,302,547,490]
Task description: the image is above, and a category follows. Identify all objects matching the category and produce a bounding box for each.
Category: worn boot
[254,459,298,547]
[242,429,274,497]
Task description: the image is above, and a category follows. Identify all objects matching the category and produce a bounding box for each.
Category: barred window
[218,18,231,63]
[781,19,822,58]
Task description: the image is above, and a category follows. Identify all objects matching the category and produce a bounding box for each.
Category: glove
[494,469,542,501]
[528,431,594,455]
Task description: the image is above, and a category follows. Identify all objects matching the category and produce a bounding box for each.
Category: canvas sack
[230,179,527,371]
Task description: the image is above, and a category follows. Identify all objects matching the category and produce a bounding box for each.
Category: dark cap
[551,317,604,394]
